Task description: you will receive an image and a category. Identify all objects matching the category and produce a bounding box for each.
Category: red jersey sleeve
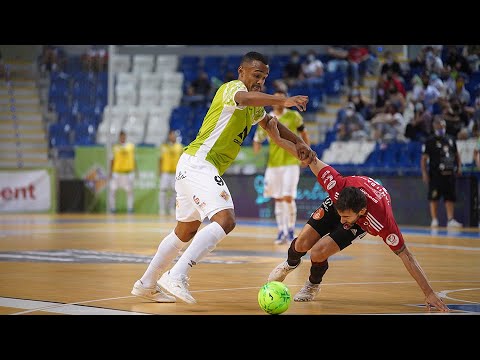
[316,165,347,199]
[377,205,405,252]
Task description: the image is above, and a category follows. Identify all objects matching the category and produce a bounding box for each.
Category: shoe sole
[157,277,197,304]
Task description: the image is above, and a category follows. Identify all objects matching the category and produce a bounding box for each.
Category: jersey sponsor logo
[322,197,333,211]
[234,126,248,145]
[176,171,186,180]
[386,233,400,246]
[220,190,230,202]
[193,195,207,209]
[351,228,357,236]
[326,180,336,190]
[312,207,325,220]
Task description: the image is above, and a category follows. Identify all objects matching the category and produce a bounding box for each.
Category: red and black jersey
[317,165,405,252]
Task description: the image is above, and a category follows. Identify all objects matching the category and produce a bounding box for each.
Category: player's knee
[293,236,312,253]
[211,209,236,234]
[310,246,330,263]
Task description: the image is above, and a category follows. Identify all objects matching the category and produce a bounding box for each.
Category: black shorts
[428,174,456,201]
[307,197,366,250]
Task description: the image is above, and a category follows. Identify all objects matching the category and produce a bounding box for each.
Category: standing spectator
[109,130,136,214]
[421,118,462,228]
[159,130,183,216]
[253,89,310,244]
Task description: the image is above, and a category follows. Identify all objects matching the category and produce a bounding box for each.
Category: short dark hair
[241,51,269,66]
[336,187,367,213]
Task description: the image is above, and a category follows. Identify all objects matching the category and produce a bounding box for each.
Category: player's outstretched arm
[235,91,308,112]
[396,245,450,312]
[261,116,331,176]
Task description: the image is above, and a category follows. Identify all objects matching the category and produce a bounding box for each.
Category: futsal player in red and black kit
[265,118,450,312]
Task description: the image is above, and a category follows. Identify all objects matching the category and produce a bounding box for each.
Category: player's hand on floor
[425,292,450,312]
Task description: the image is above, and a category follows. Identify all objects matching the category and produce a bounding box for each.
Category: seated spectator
[348,88,374,121]
[444,45,472,76]
[404,102,433,142]
[0,49,4,79]
[346,45,376,87]
[183,70,212,107]
[370,102,407,142]
[336,102,369,141]
[82,45,108,72]
[283,50,302,88]
[447,73,471,108]
[424,45,444,75]
[386,81,407,114]
[474,134,480,168]
[467,96,480,138]
[463,45,480,72]
[380,50,402,78]
[326,45,349,74]
[297,49,324,88]
[423,75,443,114]
[442,98,470,139]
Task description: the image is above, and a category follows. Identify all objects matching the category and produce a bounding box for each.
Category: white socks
[140,231,187,287]
[168,221,226,278]
[275,200,285,234]
[286,200,297,230]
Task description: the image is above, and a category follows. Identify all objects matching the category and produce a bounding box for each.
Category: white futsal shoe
[293,280,321,302]
[131,280,176,303]
[267,259,302,282]
[158,271,196,304]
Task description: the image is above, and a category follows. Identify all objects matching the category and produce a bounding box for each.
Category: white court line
[3,296,148,315]
[5,280,479,315]
[1,228,479,251]
[438,288,480,304]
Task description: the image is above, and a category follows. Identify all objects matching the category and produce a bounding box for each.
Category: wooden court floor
[0,213,479,316]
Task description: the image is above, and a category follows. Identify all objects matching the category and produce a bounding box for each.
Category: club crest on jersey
[312,207,325,220]
[386,234,400,246]
[220,190,230,201]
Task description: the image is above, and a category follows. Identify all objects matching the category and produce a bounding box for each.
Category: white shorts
[263,165,300,199]
[175,153,234,222]
[111,172,134,192]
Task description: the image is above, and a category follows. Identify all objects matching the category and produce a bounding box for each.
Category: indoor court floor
[0,213,479,316]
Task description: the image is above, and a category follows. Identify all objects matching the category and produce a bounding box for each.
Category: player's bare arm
[235,91,308,112]
[259,115,316,165]
[396,245,450,312]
